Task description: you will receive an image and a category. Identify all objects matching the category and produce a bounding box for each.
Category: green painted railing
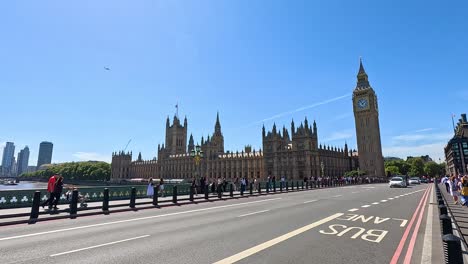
[0,184,192,209]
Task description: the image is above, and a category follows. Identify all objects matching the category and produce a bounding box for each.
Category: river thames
[0,181,48,190]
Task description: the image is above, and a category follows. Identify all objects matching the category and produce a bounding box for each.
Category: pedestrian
[52,176,64,210]
[254,177,258,191]
[441,175,450,192]
[281,176,285,189]
[147,178,154,198]
[211,178,216,193]
[218,177,223,194]
[241,177,246,193]
[449,176,460,204]
[459,175,468,206]
[191,177,198,196]
[41,174,58,209]
[159,177,165,197]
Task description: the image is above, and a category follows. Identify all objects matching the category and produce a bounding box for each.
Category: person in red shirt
[41,175,58,209]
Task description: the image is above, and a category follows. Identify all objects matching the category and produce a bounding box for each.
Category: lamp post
[190,144,204,183]
[320,161,324,177]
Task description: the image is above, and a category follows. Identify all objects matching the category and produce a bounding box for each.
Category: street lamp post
[190,145,204,191]
[320,162,325,186]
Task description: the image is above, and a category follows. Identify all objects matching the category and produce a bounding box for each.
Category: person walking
[191,177,198,196]
[52,176,64,210]
[441,175,450,192]
[449,176,460,204]
[241,177,246,193]
[253,177,258,191]
[459,175,468,206]
[41,174,58,209]
[159,177,165,197]
[147,178,154,198]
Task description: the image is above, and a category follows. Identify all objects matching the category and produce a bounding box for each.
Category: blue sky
[1,0,467,165]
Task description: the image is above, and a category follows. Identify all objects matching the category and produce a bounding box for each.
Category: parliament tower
[352,59,385,177]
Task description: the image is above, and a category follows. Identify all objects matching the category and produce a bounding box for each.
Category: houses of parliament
[111,61,385,181]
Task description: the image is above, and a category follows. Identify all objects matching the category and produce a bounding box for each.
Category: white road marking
[389,198,394,200]
[0,197,283,242]
[50,235,150,257]
[303,199,318,204]
[421,186,433,263]
[348,208,359,212]
[394,196,400,198]
[372,202,379,205]
[212,213,344,264]
[238,210,270,218]
[381,200,388,202]
[361,205,371,208]
[332,195,343,198]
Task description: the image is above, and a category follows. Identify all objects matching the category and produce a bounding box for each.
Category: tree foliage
[385,165,400,176]
[20,162,110,181]
[344,170,366,177]
[385,157,445,177]
[408,157,425,177]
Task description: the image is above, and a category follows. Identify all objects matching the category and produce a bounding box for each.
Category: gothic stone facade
[111,113,356,181]
[110,62,389,181]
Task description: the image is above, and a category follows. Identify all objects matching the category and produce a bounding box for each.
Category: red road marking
[403,186,430,264]
[389,186,430,264]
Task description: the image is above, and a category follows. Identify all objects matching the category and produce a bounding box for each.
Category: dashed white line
[389,198,394,200]
[238,210,270,218]
[372,202,379,205]
[361,205,371,208]
[348,208,359,212]
[50,235,150,257]
[381,200,388,202]
[303,200,318,204]
[332,195,343,198]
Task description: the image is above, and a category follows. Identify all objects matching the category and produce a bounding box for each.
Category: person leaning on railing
[459,175,468,207]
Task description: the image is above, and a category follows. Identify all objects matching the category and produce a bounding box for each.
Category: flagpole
[452,114,456,133]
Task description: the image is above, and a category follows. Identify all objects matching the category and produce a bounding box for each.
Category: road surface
[0,183,442,264]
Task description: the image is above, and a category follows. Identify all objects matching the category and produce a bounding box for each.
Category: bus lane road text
[318,214,408,243]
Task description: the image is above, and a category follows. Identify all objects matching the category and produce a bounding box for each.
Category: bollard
[440,214,453,235]
[296,181,299,190]
[286,181,289,191]
[306,181,309,189]
[438,199,445,206]
[29,191,41,221]
[230,184,234,197]
[153,186,158,206]
[301,181,304,190]
[70,190,78,217]
[439,204,447,216]
[130,187,136,209]
[267,183,270,193]
[218,185,222,199]
[280,182,283,192]
[172,186,178,204]
[250,183,253,195]
[258,183,262,194]
[205,185,209,200]
[103,188,110,212]
[442,234,463,264]
[273,181,276,192]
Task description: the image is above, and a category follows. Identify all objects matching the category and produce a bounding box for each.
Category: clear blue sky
[1,0,467,164]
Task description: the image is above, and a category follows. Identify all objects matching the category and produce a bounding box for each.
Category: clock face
[357,98,368,109]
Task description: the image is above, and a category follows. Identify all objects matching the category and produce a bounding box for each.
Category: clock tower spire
[352,59,385,178]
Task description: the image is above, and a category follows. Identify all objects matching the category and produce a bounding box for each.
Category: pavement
[0,183,443,264]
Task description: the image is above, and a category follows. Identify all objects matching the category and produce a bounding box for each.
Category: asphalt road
[0,183,442,264]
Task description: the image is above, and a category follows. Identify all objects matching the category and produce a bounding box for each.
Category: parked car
[409,177,421,185]
[389,177,407,188]
[420,178,428,183]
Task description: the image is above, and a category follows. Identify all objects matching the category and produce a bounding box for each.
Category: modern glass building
[37,141,53,168]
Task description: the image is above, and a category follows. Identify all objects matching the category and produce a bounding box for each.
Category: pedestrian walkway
[439,183,468,248]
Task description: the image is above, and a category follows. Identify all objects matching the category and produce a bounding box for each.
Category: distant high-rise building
[17,146,30,176]
[1,142,15,176]
[37,141,53,168]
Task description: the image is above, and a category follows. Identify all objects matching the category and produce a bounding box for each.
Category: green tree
[408,158,425,177]
[424,161,440,177]
[385,165,400,176]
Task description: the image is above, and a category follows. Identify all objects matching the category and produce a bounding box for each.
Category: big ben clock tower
[353,59,385,177]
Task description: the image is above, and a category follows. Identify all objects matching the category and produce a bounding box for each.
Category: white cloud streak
[253,93,351,125]
[73,152,111,163]
[392,133,452,142]
[321,130,354,143]
[412,128,434,133]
